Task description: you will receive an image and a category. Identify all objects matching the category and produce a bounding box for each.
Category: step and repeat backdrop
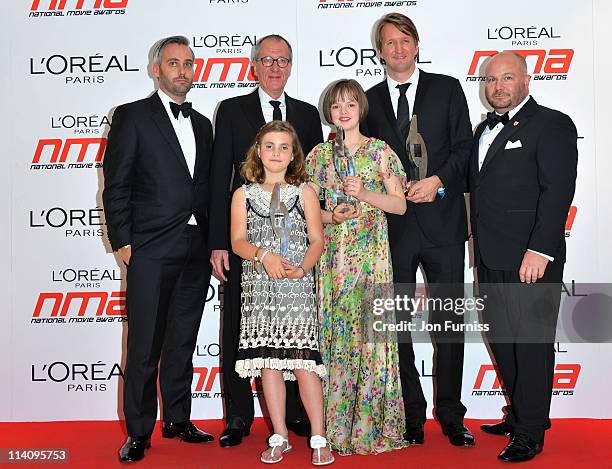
[1,0,611,422]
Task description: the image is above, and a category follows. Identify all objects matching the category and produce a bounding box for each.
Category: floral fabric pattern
[306,138,407,455]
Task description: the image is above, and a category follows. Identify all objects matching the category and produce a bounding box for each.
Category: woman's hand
[343,176,366,200]
[332,202,361,223]
[262,252,287,279]
[281,260,305,279]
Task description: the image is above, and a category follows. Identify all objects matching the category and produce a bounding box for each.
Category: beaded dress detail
[235,183,325,381]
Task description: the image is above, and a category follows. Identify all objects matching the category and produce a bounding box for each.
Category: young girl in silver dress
[230,121,333,466]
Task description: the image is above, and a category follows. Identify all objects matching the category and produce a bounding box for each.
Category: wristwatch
[253,250,262,273]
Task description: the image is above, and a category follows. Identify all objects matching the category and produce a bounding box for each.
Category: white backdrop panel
[1,0,610,422]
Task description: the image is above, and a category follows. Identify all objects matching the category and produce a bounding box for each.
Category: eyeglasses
[256,56,291,68]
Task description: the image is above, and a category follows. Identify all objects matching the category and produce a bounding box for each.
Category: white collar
[505,95,530,119]
[492,95,530,119]
[387,67,420,93]
[157,88,186,108]
[258,87,286,107]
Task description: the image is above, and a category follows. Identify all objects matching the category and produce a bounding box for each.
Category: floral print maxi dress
[306,138,407,455]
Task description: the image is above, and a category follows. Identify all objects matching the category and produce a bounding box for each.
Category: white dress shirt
[477,95,553,261]
[387,67,420,119]
[158,89,197,225]
[258,87,286,122]
[477,95,529,171]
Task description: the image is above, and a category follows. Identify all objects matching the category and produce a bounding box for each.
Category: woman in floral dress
[305,79,408,455]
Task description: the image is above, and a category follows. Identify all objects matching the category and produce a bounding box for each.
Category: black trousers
[221,251,303,428]
[123,225,211,438]
[391,206,467,427]
[477,256,564,443]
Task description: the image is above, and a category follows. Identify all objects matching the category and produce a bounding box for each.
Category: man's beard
[161,77,192,97]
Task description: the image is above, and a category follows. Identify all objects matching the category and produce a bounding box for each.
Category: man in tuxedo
[208,34,323,447]
[103,36,214,463]
[470,51,577,462]
[362,13,474,446]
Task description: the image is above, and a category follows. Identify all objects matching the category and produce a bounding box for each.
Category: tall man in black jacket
[470,51,577,462]
[208,34,323,447]
[362,13,474,446]
[103,36,215,463]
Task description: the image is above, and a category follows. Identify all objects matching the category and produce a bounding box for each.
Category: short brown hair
[322,79,369,125]
[374,12,419,52]
[240,121,308,185]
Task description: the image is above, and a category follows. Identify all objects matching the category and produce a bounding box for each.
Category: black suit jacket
[208,88,323,250]
[468,97,578,271]
[362,71,472,246]
[103,92,213,258]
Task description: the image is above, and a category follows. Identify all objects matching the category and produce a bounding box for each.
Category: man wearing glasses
[209,34,323,448]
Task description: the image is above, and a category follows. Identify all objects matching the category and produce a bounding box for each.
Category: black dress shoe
[442,423,476,447]
[481,421,514,436]
[498,434,543,462]
[162,421,214,443]
[286,419,310,437]
[219,424,250,448]
[119,436,150,463]
[403,424,424,445]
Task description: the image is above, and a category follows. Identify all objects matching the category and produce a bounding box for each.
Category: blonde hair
[374,12,420,52]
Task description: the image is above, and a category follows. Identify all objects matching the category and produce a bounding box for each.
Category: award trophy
[406,115,427,184]
[270,183,291,258]
[332,125,357,211]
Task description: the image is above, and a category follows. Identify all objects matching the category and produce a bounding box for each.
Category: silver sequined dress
[235,183,325,381]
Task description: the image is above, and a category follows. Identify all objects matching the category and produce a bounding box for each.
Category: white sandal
[261,433,292,464]
[310,435,335,466]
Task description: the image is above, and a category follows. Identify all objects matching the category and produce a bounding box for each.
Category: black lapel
[240,88,266,133]
[480,96,539,173]
[375,80,402,145]
[149,92,190,176]
[473,120,487,175]
[192,113,204,181]
[285,93,294,123]
[412,69,430,121]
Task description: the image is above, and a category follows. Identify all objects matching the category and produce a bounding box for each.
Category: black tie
[270,100,282,121]
[170,101,192,119]
[486,111,509,130]
[396,83,411,142]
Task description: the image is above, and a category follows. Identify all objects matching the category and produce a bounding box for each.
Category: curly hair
[240,121,309,185]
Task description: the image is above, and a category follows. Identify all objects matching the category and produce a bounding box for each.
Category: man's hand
[519,251,549,283]
[210,250,230,282]
[406,175,443,203]
[118,245,131,266]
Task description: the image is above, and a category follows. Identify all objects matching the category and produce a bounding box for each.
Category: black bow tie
[170,101,192,119]
[486,111,509,130]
